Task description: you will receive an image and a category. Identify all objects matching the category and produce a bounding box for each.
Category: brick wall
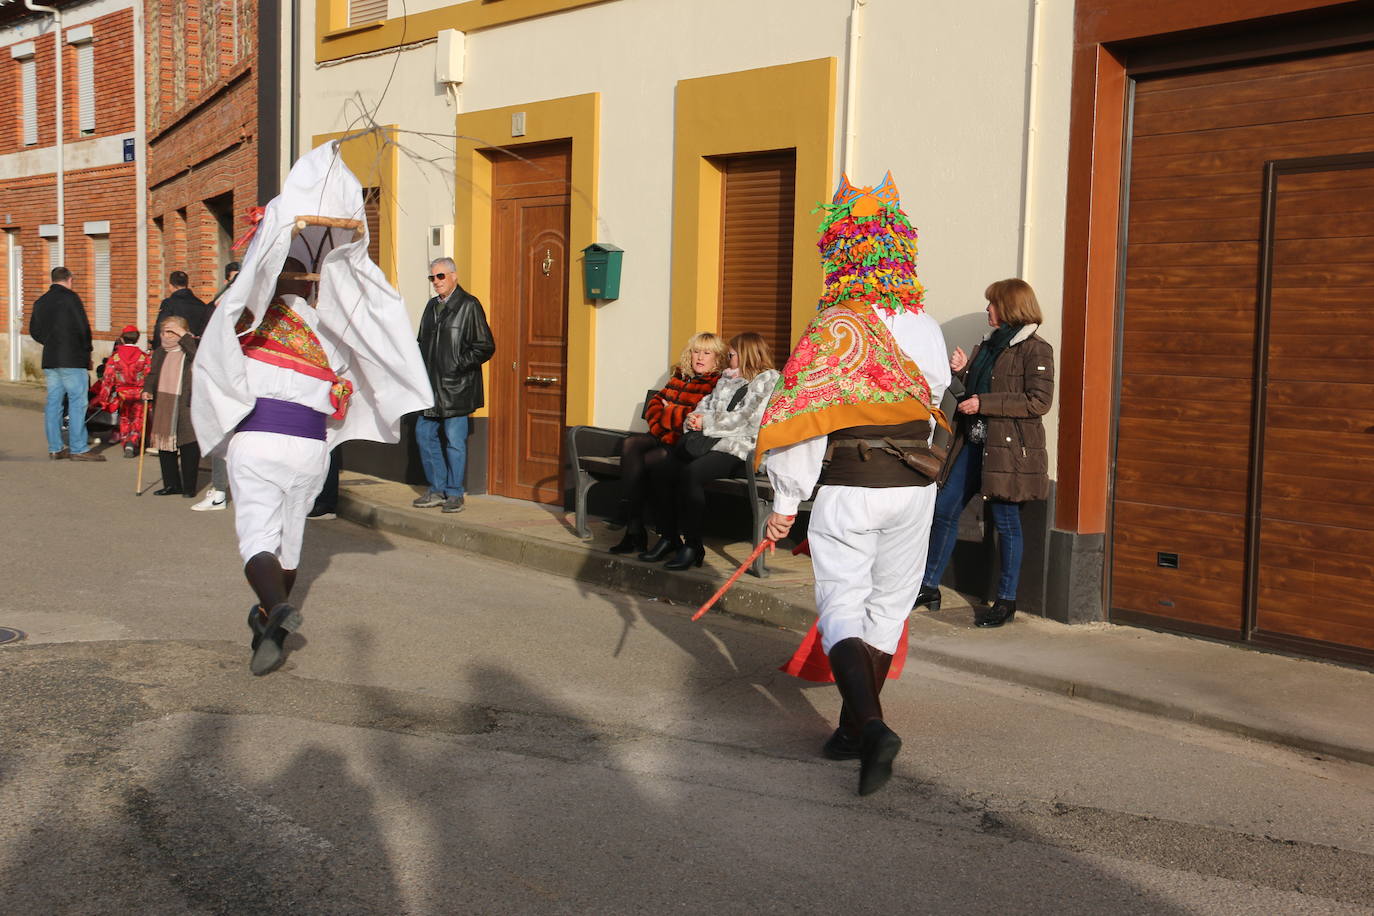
[146,0,259,307]
[1,6,140,379]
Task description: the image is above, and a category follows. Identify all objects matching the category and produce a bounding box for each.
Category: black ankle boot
[976,598,1016,628]
[664,541,704,570]
[608,520,647,555]
[858,720,903,796]
[914,585,942,611]
[638,535,681,562]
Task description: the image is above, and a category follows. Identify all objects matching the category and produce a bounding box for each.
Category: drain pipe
[841,0,868,176]
[26,0,63,263]
[132,0,147,333]
[1018,0,1044,279]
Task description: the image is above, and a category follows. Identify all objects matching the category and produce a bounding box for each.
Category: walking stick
[692,538,775,622]
[135,397,148,495]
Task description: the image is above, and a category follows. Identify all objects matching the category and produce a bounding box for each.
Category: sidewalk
[4,379,1373,767]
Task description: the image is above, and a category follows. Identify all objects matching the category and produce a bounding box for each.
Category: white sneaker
[191,488,228,512]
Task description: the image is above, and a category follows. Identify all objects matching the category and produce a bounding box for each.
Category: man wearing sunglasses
[413,257,495,512]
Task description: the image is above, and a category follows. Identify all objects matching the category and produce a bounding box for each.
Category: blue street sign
[122,138,135,162]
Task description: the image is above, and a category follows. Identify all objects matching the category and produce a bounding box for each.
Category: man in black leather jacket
[155,270,211,337]
[413,257,495,513]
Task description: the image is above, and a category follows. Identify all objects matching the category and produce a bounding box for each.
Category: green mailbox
[581,242,623,301]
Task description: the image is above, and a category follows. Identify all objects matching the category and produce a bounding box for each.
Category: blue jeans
[44,367,91,455]
[415,414,469,498]
[922,443,1024,601]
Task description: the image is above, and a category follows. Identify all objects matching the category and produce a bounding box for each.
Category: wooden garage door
[1113,46,1374,658]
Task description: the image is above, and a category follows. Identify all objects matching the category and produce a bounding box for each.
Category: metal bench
[566,423,809,578]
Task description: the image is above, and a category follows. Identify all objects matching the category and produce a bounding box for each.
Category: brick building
[145,0,272,311]
[1,0,144,380]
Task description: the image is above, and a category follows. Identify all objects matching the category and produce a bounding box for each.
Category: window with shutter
[349,0,389,26]
[21,58,37,146]
[77,43,95,134]
[717,150,797,366]
[46,239,59,278]
[91,236,111,331]
[363,187,382,267]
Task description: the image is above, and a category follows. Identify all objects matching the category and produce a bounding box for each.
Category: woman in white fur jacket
[641,333,781,570]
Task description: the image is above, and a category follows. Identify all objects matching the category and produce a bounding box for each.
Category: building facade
[1,0,145,379]
[144,0,268,309]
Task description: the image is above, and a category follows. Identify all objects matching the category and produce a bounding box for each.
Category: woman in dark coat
[916,278,1055,627]
[142,315,201,497]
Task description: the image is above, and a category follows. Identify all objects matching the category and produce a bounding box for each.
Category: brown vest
[819,420,936,488]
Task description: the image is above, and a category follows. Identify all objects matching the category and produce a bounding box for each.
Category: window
[20,55,38,146]
[76,42,95,134]
[363,186,382,267]
[717,150,797,366]
[349,0,389,26]
[89,234,111,331]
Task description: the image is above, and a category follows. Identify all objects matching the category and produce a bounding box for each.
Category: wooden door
[718,150,796,364]
[1113,45,1374,658]
[488,142,571,504]
[1252,159,1374,653]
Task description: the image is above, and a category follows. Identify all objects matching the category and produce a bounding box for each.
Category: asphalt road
[2,404,1373,914]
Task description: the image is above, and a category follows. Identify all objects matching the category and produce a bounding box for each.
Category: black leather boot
[608,518,647,555]
[638,534,681,562]
[664,540,705,570]
[824,643,895,761]
[913,585,942,611]
[827,638,901,795]
[975,598,1016,628]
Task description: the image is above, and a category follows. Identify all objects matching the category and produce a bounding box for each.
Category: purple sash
[237,397,327,440]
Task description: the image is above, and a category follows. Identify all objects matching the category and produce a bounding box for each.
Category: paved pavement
[3,379,1373,770]
[3,392,1374,913]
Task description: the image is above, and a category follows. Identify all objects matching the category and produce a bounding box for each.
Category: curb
[337,491,816,634]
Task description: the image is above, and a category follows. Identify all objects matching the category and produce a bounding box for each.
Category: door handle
[525,375,559,385]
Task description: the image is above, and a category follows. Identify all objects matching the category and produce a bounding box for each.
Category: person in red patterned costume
[607,332,727,555]
[760,173,950,796]
[97,324,151,457]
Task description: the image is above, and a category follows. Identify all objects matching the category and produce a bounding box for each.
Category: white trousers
[227,431,330,569]
[809,484,937,655]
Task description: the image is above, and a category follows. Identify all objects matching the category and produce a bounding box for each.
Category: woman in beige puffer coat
[915,278,1054,628]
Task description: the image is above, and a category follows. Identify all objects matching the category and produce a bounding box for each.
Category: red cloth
[779,622,909,683]
[97,344,151,446]
[644,372,720,445]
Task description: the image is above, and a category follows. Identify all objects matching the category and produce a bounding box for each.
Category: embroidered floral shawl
[239,300,354,420]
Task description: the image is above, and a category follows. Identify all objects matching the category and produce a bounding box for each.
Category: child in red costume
[97,325,151,457]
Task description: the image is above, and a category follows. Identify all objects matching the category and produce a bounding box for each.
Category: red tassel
[779,622,909,683]
[231,205,267,252]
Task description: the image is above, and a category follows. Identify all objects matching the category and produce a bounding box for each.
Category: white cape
[192,141,433,454]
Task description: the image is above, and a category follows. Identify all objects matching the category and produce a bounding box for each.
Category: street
[2,403,1372,915]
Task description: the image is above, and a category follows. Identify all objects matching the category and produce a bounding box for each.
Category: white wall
[297,0,1073,452]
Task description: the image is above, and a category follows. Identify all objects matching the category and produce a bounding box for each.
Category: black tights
[649,450,744,542]
[244,552,298,612]
[617,433,668,525]
[158,442,202,495]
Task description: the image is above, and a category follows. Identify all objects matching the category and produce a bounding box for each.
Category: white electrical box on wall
[436,29,465,85]
[429,224,454,261]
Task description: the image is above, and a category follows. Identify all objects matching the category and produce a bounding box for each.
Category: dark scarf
[965,324,1022,398]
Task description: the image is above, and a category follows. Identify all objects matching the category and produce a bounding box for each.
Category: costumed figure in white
[759,174,949,796]
[193,142,432,675]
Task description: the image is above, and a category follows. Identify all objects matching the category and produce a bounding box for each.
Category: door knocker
[541,249,553,277]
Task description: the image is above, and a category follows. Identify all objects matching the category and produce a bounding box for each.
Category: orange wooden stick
[692,538,775,622]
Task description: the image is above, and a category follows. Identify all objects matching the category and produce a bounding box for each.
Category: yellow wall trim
[317,0,615,63]
[669,58,837,363]
[454,93,600,427]
[310,127,399,285]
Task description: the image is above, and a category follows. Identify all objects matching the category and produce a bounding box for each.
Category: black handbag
[676,384,749,460]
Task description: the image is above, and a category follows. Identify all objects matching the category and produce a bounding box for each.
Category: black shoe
[608,523,647,555]
[975,598,1016,628]
[248,605,266,651]
[638,535,680,562]
[822,727,862,761]
[664,542,705,571]
[153,486,182,496]
[250,603,303,676]
[858,720,902,796]
[913,586,942,611]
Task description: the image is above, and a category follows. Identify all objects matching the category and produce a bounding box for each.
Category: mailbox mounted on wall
[581,242,623,301]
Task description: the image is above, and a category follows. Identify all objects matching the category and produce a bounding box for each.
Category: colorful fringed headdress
[817,171,924,316]
[753,172,944,466]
